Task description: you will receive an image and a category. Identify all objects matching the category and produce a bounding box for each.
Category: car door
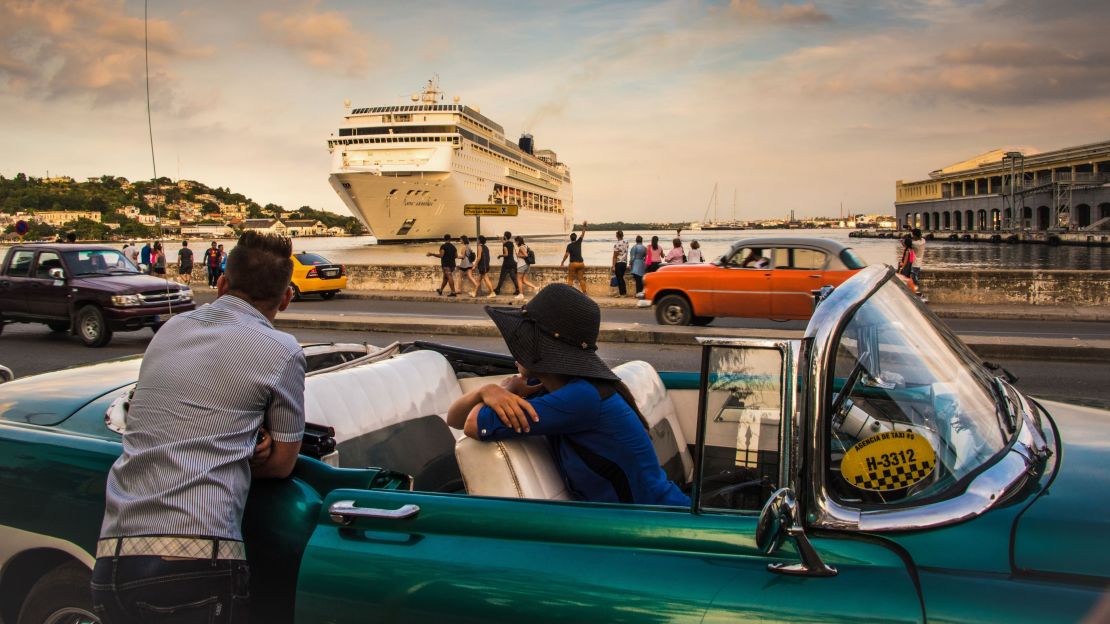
[291,340,922,623]
[0,249,37,316]
[22,251,71,320]
[770,247,828,319]
[711,246,771,319]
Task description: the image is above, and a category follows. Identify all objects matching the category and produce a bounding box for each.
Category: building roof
[241,219,280,228]
[284,219,322,227]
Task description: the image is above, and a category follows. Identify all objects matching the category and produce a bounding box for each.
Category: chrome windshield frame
[803,265,1043,532]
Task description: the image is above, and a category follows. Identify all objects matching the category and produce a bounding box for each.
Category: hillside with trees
[0,173,364,240]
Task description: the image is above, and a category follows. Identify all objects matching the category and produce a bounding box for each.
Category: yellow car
[290,252,348,300]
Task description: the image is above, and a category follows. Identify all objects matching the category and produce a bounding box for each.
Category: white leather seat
[455,436,569,500]
[613,360,694,484]
[304,349,463,446]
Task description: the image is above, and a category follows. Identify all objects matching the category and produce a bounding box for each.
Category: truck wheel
[47,322,70,332]
[320,291,337,300]
[691,315,715,326]
[16,561,98,624]
[76,305,113,348]
[655,295,692,326]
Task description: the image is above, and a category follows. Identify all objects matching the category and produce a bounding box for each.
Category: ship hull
[329,146,573,243]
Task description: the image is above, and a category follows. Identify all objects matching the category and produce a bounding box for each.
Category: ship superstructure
[327,78,573,242]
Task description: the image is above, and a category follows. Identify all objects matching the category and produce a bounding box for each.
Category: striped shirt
[100,295,306,542]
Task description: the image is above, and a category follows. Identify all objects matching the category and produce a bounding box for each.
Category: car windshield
[295,253,332,266]
[840,248,866,270]
[827,280,1008,506]
[63,250,139,276]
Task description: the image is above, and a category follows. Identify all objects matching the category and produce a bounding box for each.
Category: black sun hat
[486,283,618,381]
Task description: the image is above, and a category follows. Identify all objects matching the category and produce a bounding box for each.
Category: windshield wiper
[74,271,113,277]
[991,377,1018,436]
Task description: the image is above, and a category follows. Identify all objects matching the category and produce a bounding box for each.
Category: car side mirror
[48,267,65,280]
[756,487,838,577]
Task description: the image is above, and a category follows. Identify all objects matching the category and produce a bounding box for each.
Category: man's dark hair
[66,232,77,243]
[515,235,524,245]
[616,230,624,238]
[478,235,487,244]
[181,240,188,246]
[224,231,293,307]
[503,231,512,240]
[443,233,452,241]
[912,228,922,238]
[570,233,578,242]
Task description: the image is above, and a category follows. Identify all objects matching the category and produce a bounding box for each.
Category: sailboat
[699,183,745,230]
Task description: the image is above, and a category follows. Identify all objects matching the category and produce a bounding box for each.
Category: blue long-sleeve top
[476,378,690,507]
[629,244,648,276]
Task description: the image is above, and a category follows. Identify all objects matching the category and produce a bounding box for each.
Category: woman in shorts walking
[472,235,494,297]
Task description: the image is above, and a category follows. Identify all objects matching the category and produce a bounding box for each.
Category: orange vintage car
[640,237,915,325]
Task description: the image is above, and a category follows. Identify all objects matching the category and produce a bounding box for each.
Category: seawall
[182,264,1110,306]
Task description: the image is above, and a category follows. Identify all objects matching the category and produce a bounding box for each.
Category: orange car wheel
[655,294,692,326]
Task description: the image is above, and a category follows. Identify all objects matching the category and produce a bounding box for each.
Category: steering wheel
[830,359,867,431]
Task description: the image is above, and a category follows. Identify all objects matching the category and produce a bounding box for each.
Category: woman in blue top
[447,283,689,507]
[628,235,648,297]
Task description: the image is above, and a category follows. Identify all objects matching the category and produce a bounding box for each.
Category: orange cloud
[727,0,832,24]
[0,0,212,107]
[259,3,371,78]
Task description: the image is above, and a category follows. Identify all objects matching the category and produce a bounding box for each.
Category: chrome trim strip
[688,290,818,296]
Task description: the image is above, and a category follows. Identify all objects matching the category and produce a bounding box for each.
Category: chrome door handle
[809,274,821,278]
[328,500,420,525]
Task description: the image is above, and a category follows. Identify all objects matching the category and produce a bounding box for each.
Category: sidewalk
[329,289,1110,322]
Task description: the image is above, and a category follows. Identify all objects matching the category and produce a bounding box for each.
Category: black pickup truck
[0,244,195,347]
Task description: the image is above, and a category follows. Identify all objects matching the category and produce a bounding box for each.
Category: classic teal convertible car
[1,265,1107,623]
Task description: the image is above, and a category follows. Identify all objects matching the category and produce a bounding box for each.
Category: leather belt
[97,536,246,560]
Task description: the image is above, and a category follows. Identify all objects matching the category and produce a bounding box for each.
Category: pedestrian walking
[664,237,686,264]
[560,221,588,294]
[92,231,306,624]
[140,241,152,273]
[911,227,926,286]
[204,241,220,288]
[127,241,140,265]
[473,235,494,297]
[152,242,167,276]
[426,233,459,297]
[687,240,704,263]
[898,235,915,278]
[629,235,647,297]
[515,235,536,298]
[646,236,663,272]
[610,230,629,297]
[177,240,194,285]
[217,244,227,282]
[493,231,519,297]
[458,235,478,295]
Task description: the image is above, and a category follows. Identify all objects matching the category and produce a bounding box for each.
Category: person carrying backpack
[458,234,478,295]
[514,235,537,299]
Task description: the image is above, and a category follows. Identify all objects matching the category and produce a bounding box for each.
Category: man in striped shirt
[92,232,305,624]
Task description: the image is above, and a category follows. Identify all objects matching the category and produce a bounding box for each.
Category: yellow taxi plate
[840,430,936,492]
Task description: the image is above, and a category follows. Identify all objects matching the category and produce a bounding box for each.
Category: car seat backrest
[455,436,569,500]
[613,360,694,485]
[304,350,464,492]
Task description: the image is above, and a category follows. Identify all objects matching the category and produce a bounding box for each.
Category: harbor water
[6,228,1110,270]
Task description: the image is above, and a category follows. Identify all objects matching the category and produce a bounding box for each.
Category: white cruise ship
[327,78,574,242]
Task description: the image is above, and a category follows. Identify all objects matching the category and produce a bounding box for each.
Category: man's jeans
[910,267,922,288]
[494,264,518,294]
[91,556,249,623]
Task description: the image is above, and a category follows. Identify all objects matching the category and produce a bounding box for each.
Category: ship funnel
[518,134,534,155]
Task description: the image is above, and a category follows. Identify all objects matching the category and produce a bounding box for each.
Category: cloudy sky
[2,0,1108,222]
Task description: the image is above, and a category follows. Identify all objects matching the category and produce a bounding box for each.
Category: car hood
[73,274,186,294]
[1011,399,1110,580]
[0,357,142,426]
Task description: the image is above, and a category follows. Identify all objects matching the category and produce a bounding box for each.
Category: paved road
[276,295,1110,340]
[2,323,1109,408]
